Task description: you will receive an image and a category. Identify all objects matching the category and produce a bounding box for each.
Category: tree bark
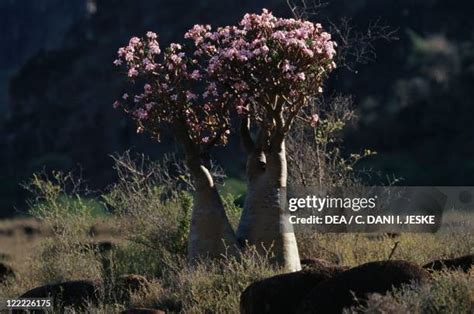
[174,123,238,261]
[186,157,239,260]
[237,125,301,271]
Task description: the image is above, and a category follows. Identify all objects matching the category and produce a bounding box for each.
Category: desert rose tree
[186,9,337,271]
[112,33,238,260]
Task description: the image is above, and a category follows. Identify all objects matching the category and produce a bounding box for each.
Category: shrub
[357,270,474,314]
[23,171,103,284]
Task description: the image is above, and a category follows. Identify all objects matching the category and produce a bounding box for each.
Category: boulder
[19,279,101,309]
[121,308,165,314]
[240,264,345,314]
[16,274,150,311]
[21,225,41,236]
[423,254,474,273]
[296,260,430,314]
[0,262,15,283]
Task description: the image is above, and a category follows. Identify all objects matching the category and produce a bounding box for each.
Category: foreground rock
[297,260,429,314]
[121,308,165,314]
[423,254,474,273]
[19,279,101,309]
[17,274,150,311]
[241,260,346,314]
[0,262,15,283]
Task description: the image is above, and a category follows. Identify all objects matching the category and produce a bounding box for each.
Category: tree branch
[240,117,255,153]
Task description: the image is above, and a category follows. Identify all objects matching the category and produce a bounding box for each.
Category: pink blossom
[144,84,152,94]
[297,72,306,81]
[282,60,295,72]
[129,37,140,46]
[145,63,156,71]
[186,91,198,101]
[117,47,126,57]
[148,41,161,54]
[146,31,158,40]
[125,52,134,62]
[113,100,120,109]
[190,70,201,80]
[135,108,148,120]
[142,58,156,71]
[310,114,319,127]
[145,102,154,110]
[260,45,270,54]
[302,48,314,57]
[122,93,129,100]
[113,59,122,66]
[170,54,182,63]
[128,67,138,77]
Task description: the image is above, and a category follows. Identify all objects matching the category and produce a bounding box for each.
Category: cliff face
[1,0,289,196]
[0,0,87,111]
[1,0,474,216]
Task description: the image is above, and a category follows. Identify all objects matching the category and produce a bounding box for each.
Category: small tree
[113,33,237,260]
[186,9,336,270]
[114,9,337,271]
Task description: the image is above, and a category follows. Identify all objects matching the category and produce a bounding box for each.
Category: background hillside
[1,0,474,216]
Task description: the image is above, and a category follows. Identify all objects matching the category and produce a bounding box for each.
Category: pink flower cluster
[185,9,336,124]
[113,32,231,145]
[113,10,337,146]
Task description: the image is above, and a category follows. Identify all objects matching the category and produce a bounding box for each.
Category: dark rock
[21,225,41,236]
[0,262,15,283]
[19,279,101,309]
[296,260,430,314]
[240,265,345,314]
[16,274,150,312]
[423,254,474,273]
[121,308,165,314]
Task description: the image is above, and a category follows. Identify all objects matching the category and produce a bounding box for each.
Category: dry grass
[0,164,472,313]
[1,214,472,313]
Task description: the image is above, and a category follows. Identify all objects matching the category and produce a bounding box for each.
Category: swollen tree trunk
[186,158,238,260]
[237,125,301,272]
[175,124,238,261]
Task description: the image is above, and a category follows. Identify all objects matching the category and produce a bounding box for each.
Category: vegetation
[0,154,472,313]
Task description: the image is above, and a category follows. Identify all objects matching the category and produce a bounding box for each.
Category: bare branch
[287,0,328,19]
[329,17,398,71]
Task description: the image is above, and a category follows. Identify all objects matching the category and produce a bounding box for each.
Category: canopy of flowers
[113,32,231,146]
[113,9,336,147]
[185,9,336,133]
